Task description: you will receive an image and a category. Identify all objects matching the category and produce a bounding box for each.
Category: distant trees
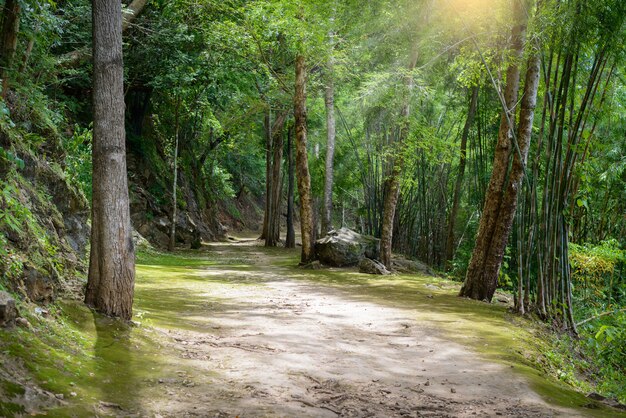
[245,0,341,259]
[84,0,135,320]
[286,124,296,249]
[321,27,336,235]
[260,108,289,247]
[445,85,479,267]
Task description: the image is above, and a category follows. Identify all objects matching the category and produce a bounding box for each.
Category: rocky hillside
[0,92,89,306]
[125,126,262,250]
[0,89,260,307]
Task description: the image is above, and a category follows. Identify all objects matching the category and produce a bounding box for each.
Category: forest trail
[55,238,615,417]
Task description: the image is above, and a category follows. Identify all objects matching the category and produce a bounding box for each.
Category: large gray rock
[137,213,204,250]
[392,257,436,276]
[301,260,322,270]
[132,229,153,251]
[315,228,380,267]
[0,291,17,327]
[359,258,390,275]
[23,265,55,304]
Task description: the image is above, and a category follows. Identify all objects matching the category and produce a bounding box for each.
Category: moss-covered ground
[0,241,622,416]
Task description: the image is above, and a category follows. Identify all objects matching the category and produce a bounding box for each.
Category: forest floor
[3,235,623,417]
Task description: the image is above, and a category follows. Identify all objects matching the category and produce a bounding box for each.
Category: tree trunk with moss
[460,1,537,302]
[445,85,479,266]
[286,124,296,249]
[85,0,135,320]
[380,51,418,268]
[294,54,314,263]
[0,0,20,98]
[321,64,336,235]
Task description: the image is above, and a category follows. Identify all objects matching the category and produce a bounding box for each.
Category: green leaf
[595,325,607,340]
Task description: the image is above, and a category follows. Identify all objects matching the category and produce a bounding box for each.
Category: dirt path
[124,241,592,417]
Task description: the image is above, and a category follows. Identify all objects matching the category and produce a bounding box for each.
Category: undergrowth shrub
[63,126,92,201]
[570,240,626,403]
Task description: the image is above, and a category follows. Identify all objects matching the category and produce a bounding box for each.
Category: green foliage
[0,182,27,282]
[0,147,24,170]
[570,240,624,280]
[541,335,594,394]
[0,173,63,281]
[63,126,92,201]
[450,47,496,88]
[207,164,236,200]
[577,311,626,403]
[0,237,23,284]
[570,240,625,305]
[0,101,16,130]
[0,183,29,235]
[566,240,626,403]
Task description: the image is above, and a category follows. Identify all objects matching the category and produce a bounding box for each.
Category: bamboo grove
[512,1,625,329]
[347,0,625,330]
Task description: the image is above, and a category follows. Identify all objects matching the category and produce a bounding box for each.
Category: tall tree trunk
[488,52,540,303]
[380,166,401,268]
[0,0,20,98]
[321,55,336,234]
[263,109,288,246]
[460,2,536,302]
[294,54,314,263]
[260,109,272,240]
[266,115,287,246]
[19,35,34,74]
[169,97,181,252]
[85,0,135,320]
[445,85,479,266]
[312,196,320,242]
[380,51,418,268]
[286,124,296,248]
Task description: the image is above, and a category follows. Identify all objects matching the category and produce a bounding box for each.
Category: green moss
[134,250,264,332]
[14,251,241,414]
[1,380,25,397]
[136,250,216,268]
[4,245,623,416]
[0,297,205,416]
[0,401,26,416]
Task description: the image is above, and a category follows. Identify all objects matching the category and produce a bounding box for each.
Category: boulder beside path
[359,258,390,275]
[315,228,380,267]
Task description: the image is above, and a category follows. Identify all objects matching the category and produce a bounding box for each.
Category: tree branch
[575,309,626,327]
[58,0,148,68]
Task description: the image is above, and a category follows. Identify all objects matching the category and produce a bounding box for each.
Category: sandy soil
[125,241,590,418]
